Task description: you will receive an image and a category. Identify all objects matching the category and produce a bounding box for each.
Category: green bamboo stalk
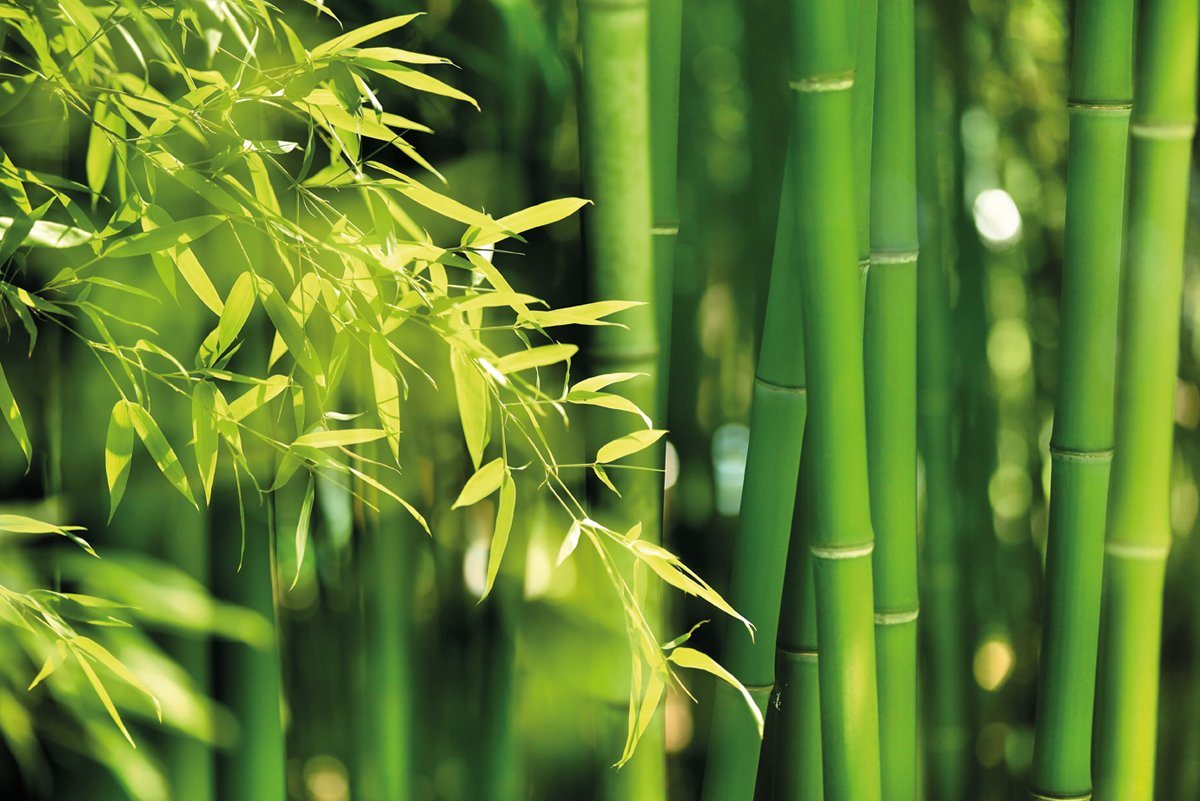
[1028,0,1134,795]
[791,0,882,798]
[865,0,919,798]
[699,131,808,801]
[649,0,682,417]
[913,6,971,799]
[851,0,879,280]
[773,433,823,801]
[576,2,664,797]
[1093,0,1198,796]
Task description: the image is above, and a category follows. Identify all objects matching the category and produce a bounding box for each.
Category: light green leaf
[482,476,515,600]
[0,361,30,467]
[524,301,642,328]
[105,401,134,520]
[369,333,401,462]
[87,97,114,195]
[215,272,256,356]
[292,476,315,590]
[596,429,666,464]
[292,428,386,449]
[228,375,290,421]
[311,14,422,57]
[493,343,577,374]
[73,637,161,722]
[452,457,504,509]
[570,372,644,394]
[0,217,92,248]
[126,401,198,508]
[72,650,135,747]
[191,383,219,503]
[450,350,489,469]
[0,515,93,556]
[470,197,590,247]
[104,215,222,258]
[668,646,764,736]
[398,181,503,236]
[556,521,582,567]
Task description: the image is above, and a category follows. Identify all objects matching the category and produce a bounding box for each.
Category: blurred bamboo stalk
[1093,0,1198,797]
[576,1,665,798]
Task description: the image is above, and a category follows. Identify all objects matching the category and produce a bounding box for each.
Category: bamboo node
[874,608,919,625]
[1048,445,1112,462]
[1066,100,1132,113]
[651,223,680,236]
[578,0,646,9]
[754,376,807,395]
[1129,121,1197,140]
[870,249,919,265]
[1104,541,1170,561]
[789,72,855,93]
[1029,790,1091,801]
[777,646,819,663]
[810,541,874,560]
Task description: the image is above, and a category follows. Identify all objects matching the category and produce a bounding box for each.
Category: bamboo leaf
[570,372,644,394]
[104,215,222,258]
[450,350,489,469]
[311,14,423,58]
[292,428,385,449]
[452,457,504,509]
[72,650,135,747]
[596,429,666,464]
[0,216,92,249]
[86,97,114,195]
[191,383,219,503]
[493,344,577,374]
[668,646,764,736]
[369,333,401,461]
[228,375,290,421]
[0,514,93,556]
[0,361,31,467]
[72,637,161,721]
[470,197,590,247]
[292,476,315,590]
[126,402,198,508]
[523,301,642,328]
[215,272,256,356]
[105,401,134,520]
[556,521,582,567]
[482,476,515,600]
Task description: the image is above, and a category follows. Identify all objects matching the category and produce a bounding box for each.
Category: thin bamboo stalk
[790,0,882,798]
[699,121,808,801]
[865,0,919,797]
[576,1,664,797]
[913,5,972,799]
[1093,0,1198,797]
[851,0,879,281]
[650,0,682,418]
[1028,0,1134,795]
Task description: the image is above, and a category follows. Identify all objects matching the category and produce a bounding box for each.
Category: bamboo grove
[0,0,1198,799]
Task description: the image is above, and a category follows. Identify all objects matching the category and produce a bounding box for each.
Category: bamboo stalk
[576,1,665,796]
[851,0,879,281]
[865,0,919,797]
[1093,0,1198,797]
[913,5,972,799]
[1028,0,1134,795]
[650,0,682,417]
[790,0,883,798]
[699,127,808,801]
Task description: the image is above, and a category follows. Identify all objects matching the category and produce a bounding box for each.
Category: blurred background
[0,0,1198,800]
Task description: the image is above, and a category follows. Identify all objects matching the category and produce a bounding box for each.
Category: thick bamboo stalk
[1093,0,1198,797]
[576,1,665,797]
[913,6,972,799]
[790,0,882,798]
[700,132,808,801]
[865,0,919,798]
[851,0,879,280]
[1028,0,1134,796]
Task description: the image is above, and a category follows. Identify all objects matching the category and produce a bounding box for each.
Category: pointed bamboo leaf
[596,429,666,464]
[104,215,222,258]
[0,217,92,249]
[87,97,114,195]
[556,521,583,567]
[191,383,218,503]
[0,515,93,556]
[215,272,256,356]
[450,350,489,469]
[482,476,515,600]
[292,428,385,449]
[493,344,577,374]
[311,14,422,57]
[105,401,134,520]
[126,402,198,508]
[452,457,505,509]
[668,646,764,735]
[72,650,135,747]
[292,476,315,590]
[0,361,30,467]
[72,637,161,721]
[469,197,590,247]
[369,333,401,461]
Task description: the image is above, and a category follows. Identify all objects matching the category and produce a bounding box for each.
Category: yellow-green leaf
[126,401,198,508]
[0,514,93,556]
[470,197,590,247]
[215,272,256,355]
[311,14,422,58]
[292,428,386,449]
[105,401,134,520]
[0,217,92,249]
[0,361,30,467]
[191,383,219,503]
[292,476,315,590]
[482,476,515,600]
[369,333,401,462]
[450,350,489,469]
[105,215,222,258]
[452,457,504,509]
[493,343,577,374]
[668,646,764,736]
[596,429,666,464]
